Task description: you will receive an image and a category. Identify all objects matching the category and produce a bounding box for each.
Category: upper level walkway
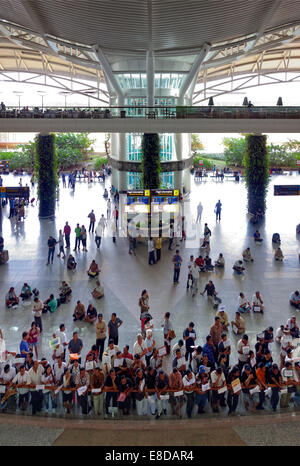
[1,105,300,133]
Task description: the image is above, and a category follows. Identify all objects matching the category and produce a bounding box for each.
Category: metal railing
[1,105,300,120]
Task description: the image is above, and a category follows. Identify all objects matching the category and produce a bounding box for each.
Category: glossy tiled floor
[0,171,299,369]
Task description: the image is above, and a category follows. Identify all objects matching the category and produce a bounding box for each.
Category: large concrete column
[110,132,119,188]
[183,167,191,193]
[174,170,182,189]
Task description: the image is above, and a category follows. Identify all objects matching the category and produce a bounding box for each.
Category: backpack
[272,233,281,243]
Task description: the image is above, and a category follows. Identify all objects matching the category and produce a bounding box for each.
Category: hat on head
[198,365,206,374]
[219,305,226,312]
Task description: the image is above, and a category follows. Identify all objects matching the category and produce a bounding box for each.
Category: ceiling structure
[1,1,300,104]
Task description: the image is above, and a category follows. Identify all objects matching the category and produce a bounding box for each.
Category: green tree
[141,133,161,189]
[191,134,204,156]
[223,136,247,166]
[267,143,296,167]
[55,133,94,168]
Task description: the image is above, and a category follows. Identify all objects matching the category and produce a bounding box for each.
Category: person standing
[183,322,196,362]
[88,210,96,233]
[46,236,58,265]
[148,237,156,265]
[28,360,44,415]
[196,202,203,222]
[95,313,107,362]
[57,229,65,259]
[172,249,182,284]
[108,313,123,346]
[68,331,83,364]
[113,207,119,228]
[162,312,174,355]
[74,223,81,251]
[64,221,71,248]
[128,220,137,255]
[156,237,162,262]
[32,297,43,333]
[80,225,88,252]
[215,200,222,222]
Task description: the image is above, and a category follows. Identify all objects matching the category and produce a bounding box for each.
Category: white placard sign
[35,385,45,391]
[218,385,227,394]
[201,383,210,391]
[174,390,184,397]
[158,346,167,357]
[242,346,250,355]
[77,385,87,396]
[85,361,94,371]
[249,385,260,395]
[91,388,101,394]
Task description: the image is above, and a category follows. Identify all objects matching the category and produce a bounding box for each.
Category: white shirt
[191,264,199,280]
[276,327,284,340]
[12,371,30,394]
[210,370,226,387]
[99,217,106,231]
[28,365,43,388]
[172,343,183,357]
[148,240,155,253]
[197,204,203,213]
[56,329,68,346]
[1,367,16,383]
[237,339,250,362]
[286,318,297,329]
[33,299,43,317]
[53,344,64,359]
[183,373,196,392]
[133,340,146,356]
[280,334,293,356]
[128,222,136,238]
[252,294,263,306]
[53,362,66,383]
[238,296,248,307]
[234,260,242,268]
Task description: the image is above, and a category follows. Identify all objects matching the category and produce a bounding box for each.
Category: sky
[1,75,300,152]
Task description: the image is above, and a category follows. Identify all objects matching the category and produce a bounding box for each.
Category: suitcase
[0,250,9,264]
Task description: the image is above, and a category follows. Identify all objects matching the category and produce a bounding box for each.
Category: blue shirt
[20,340,29,358]
[202,343,215,364]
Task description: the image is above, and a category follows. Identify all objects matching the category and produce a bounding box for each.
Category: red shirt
[121,351,133,360]
[64,225,71,235]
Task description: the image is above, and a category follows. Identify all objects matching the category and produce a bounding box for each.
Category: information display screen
[125,190,150,213]
[274,185,300,196]
[1,186,30,199]
[151,189,180,213]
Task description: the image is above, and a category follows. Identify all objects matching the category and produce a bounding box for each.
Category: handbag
[168,329,176,340]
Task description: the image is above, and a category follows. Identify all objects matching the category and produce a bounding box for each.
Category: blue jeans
[173,268,180,283]
[47,248,55,263]
[44,392,56,410]
[196,392,208,408]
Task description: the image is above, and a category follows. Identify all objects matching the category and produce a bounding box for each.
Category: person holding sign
[280,361,298,408]
[226,366,241,415]
[218,333,231,368]
[134,368,147,416]
[173,348,187,376]
[90,366,105,415]
[195,366,210,414]
[252,291,264,313]
[266,363,282,411]
[241,364,260,412]
[62,368,74,414]
[210,367,227,413]
[117,374,133,415]
[182,369,196,418]
[237,334,251,371]
[155,370,169,419]
[168,368,184,417]
[75,367,90,414]
[231,311,246,335]
[183,322,196,362]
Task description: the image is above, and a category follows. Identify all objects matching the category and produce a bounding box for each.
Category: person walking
[88,210,96,233]
[196,202,203,222]
[95,221,102,249]
[74,223,81,251]
[215,200,222,222]
[64,221,71,248]
[172,249,182,284]
[148,237,156,265]
[108,313,123,346]
[46,236,58,265]
[107,199,111,219]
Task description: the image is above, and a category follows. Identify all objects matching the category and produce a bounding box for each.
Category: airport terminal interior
[0,0,300,448]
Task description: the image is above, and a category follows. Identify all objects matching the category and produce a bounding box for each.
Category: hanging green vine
[141,133,161,189]
[244,134,269,214]
[35,133,58,218]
